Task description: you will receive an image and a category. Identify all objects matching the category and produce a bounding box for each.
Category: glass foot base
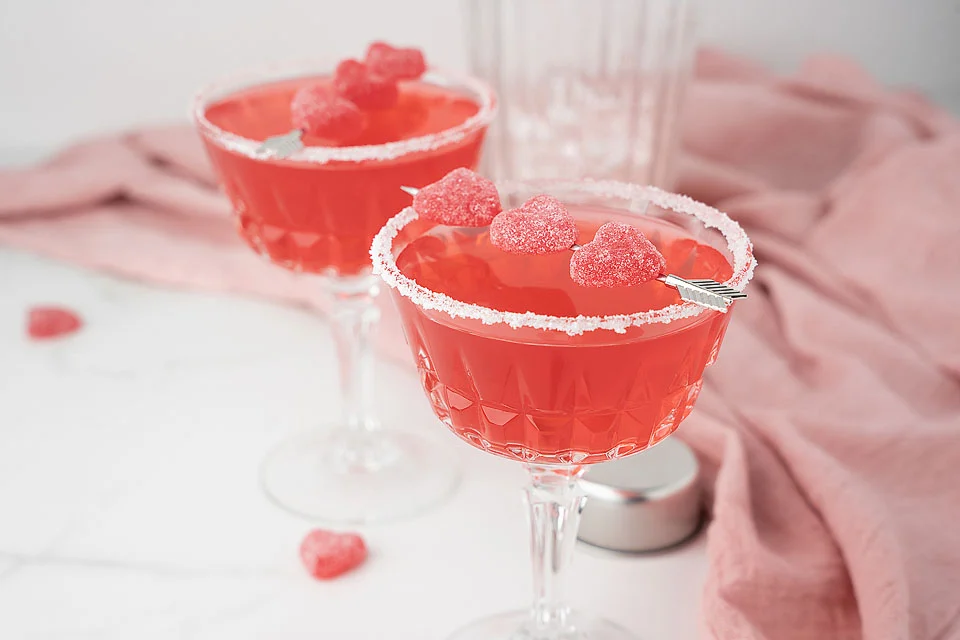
[448,610,639,640]
[260,428,460,525]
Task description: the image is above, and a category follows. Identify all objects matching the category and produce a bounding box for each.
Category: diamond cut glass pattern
[372,179,755,466]
[404,303,728,464]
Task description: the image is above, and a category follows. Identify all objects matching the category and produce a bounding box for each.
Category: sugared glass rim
[371,180,757,336]
[192,61,497,165]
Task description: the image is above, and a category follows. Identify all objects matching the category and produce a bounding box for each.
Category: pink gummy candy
[299,529,368,580]
[569,222,666,288]
[365,41,427,82]
[413,168,503,227]
[26,306,83,340]
[291,85,364,141]
[490,195,579,254]
[334,59,398,110]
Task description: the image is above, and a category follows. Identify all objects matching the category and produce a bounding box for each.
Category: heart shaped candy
[490,195,579,254]
[365,41,427,82]
[291,84,365,142]
[413,168,503,227]
[334,59,398,110]
[569,222,666,287]
[26,306,83,340]
[299,529,368,580]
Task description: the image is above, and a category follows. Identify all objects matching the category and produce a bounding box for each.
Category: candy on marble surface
[26,306,83,340]
[299,529,368,580]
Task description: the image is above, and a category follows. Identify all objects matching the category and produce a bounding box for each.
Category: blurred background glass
[465,0,697,187]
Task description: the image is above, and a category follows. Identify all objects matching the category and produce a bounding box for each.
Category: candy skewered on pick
[255,41,428,158]
[400,170,746,310]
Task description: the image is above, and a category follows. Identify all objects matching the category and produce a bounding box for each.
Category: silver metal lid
[578,437,703,553]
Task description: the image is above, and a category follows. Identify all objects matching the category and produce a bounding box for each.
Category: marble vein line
[0,552,291,579]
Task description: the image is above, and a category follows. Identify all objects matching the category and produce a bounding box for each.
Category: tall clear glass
[193,61,496,524]
[465,0,697,188]
[372,179,754,639]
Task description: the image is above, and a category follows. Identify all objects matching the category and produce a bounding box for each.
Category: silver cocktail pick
[656,275,746,311]
[255,129,305,159]
[400,185,746,312]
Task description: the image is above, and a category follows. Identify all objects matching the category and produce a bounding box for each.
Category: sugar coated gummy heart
[299,529,367,580]
[334,59,398,110]
[291,84,365,142]
[570,222,666,288]
[413,168,503,227]
[490,195,579,254]
[26,306,83,340]
[365,42,427,82]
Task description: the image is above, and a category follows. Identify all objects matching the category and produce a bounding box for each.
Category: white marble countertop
[0,248,707,640]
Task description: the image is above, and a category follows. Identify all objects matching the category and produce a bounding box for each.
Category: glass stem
[327,278,381,436]
[524,464,587,637]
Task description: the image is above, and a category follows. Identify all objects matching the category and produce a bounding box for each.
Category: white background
[2,0,960,162]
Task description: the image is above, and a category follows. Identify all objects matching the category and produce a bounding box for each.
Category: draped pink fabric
[2,49,959,640]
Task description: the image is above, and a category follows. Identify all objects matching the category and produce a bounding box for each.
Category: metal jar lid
[578,437,703,553]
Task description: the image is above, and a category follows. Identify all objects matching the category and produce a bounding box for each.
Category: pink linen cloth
[2,49,960,640]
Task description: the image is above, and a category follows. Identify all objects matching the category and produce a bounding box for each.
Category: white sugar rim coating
[370,180,757,336]
[193,60,497,164]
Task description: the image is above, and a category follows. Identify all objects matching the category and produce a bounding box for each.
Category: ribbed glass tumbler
[464,0,698,188]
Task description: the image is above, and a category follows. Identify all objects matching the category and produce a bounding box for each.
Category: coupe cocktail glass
[372,180,754,639]
[194,61,496,524]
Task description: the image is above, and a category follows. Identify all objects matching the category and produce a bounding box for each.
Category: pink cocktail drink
[393,207,734,463]
[198,73,491,276]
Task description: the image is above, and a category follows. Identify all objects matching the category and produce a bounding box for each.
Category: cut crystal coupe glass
[372,179,755,639]
[193,60,496,524]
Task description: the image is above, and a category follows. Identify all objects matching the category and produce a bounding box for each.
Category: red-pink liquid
[390,206,735,464]
[201,77,487,275]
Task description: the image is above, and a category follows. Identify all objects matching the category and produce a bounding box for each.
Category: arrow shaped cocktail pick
[656,275,746,311]
[400,185,746,312]
[256,130,305,159]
